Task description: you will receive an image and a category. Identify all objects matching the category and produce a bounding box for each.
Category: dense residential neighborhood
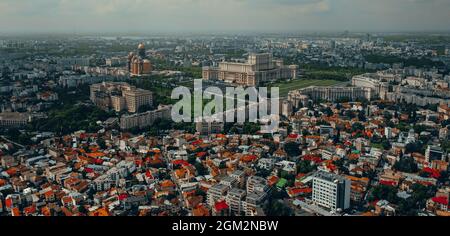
[1,33,450,217]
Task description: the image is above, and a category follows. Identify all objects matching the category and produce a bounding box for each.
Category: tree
[297,160,316,174]
[195,162,208,176]
[369,185,399,203]
[352,122,365,133]
[97,138,107,149]
[323,107,333,117]
[405,142,425,154]
[393,156,418,173]
[358,111,367,122]
[333,129,341,144]
[381,139,392,150]
[284,142,301,157]
[264,200,293,216]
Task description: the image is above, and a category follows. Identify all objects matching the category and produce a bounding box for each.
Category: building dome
[138,43,145,50]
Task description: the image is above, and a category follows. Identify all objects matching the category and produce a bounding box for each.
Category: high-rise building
[207,184,230,208]
[312,171,351,212]
[123,88,153,113]
[246,176,269,194]
[90,82,153,113]
[243,176,270,216]
[226,188,246,216]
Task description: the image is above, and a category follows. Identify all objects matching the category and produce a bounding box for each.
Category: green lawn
[271,79,343,97]
[174,79,343,97]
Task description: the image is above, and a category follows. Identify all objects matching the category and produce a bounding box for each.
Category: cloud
[0,0,448,33]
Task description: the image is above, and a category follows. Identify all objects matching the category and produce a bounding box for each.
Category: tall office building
[312,171,351,212]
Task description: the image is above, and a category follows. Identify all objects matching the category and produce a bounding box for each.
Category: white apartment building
[226,188,246,216]
[292,86,372,103]
[207,184,230,208]
[90,82,153,113]
[312,171,351,212]
[120,105,172,130]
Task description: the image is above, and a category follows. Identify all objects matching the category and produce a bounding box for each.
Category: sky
[0,0,449,34]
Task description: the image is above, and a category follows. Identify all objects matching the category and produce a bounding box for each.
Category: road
[0,135,25,149]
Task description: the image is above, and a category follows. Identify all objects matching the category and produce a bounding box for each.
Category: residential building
[312,171,351,212]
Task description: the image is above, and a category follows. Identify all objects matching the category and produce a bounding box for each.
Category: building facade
[203,53,298,86]
[312,171,351,212]
[120,105,172,130]
[289,86,372,103]
[196,121,224,135]
[90,82,153,113]
[0,112,29,127]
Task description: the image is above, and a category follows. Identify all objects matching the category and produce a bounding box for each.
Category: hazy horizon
[0,0,450,34]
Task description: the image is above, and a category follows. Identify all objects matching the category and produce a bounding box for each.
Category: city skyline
[0,0,450,34]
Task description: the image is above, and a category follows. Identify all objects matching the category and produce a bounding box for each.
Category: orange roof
[175,169,187,179]
[44,190,55,198]
[89,207,110,217]
[24,205,36,215]
[41,207,51,216]
[86,152,105,158]
[0,179,6,187]
[12,207,21,216]
[241,155,258,163]
[267,176,279,186]
[5,167,18,176]
[346,175,369,183]
[160,180,176,188]
[62,196,73,204]
[5,198,13,208]
[193,205,210,217]
[361,211,377,217]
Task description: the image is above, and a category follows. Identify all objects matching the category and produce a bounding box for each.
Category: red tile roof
[432,197,449,206]
[215,201,229,212]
